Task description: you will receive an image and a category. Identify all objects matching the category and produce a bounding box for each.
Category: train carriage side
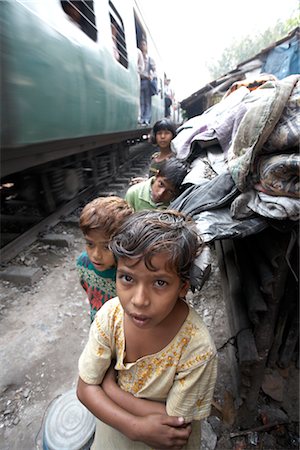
[0,0,165,207]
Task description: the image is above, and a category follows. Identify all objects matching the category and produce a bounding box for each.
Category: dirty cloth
[263,77,300,153]
[228,75,300,192]
[172,86,249,160]
[171,75,299,233]
[170,171,239,216]
[231,190,300,221]
[194,208,267,243]
[190,245,212,291]
[182,145,228,186]
[255,153,300,198]
[171,171,268,243]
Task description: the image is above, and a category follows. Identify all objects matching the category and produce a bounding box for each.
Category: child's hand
[129,176,148,186]
[132,414,192,449]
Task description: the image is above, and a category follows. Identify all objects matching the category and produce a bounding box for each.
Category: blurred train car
[0,0,165,210]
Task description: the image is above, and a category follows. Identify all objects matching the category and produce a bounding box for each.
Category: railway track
[0,181,233,450]
[0,142,153,265]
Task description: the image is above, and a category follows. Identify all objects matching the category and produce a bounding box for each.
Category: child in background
[76,196,133,322]
[125,157,189,212]
[130,118,177,185]
[77,209,217,450]
[148,118,177,177]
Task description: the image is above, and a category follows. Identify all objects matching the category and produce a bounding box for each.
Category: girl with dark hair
[130,119,177,186]
[149,118,177,177]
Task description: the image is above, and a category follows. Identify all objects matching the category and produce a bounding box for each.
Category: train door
[133,6,165,123]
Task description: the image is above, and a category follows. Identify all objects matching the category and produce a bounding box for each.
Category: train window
[61,1,97,42]
[109,2,128,68]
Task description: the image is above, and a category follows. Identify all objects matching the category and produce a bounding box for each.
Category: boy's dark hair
[79,196,133,237]
[110,209,202,282]
[157,157,189,191]
[150,119,177,144]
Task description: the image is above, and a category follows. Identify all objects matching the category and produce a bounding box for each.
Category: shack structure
[181,27,299,120]
[172,27,299,426]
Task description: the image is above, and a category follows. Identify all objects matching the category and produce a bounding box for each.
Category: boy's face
[151,175,177,205]
[84,229,115,272]
[116,252,189,330]
[140,40,147,53]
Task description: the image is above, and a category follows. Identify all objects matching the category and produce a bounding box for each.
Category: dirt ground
[0,217,298,449]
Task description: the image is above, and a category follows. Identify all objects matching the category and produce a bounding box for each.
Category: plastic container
[43,388,95,450]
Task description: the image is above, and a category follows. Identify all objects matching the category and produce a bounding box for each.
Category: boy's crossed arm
[77,370,192,450]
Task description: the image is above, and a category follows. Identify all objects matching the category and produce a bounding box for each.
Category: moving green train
[1,0,165,208]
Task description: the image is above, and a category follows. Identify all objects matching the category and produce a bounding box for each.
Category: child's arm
[101,363,167,416]
[129,176,148,186]
[77,376,192,449]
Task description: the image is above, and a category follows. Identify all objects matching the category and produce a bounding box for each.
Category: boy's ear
[180,280,190,297]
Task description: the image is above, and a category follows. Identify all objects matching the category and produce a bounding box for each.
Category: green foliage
[207,15,299,79]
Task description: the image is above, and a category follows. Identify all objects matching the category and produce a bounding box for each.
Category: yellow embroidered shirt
[79,296,217,423]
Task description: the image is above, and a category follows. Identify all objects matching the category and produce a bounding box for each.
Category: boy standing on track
[76,196,133,322]
[148,118,177,178]
[130,118,177,185]
[125,157,189,212]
